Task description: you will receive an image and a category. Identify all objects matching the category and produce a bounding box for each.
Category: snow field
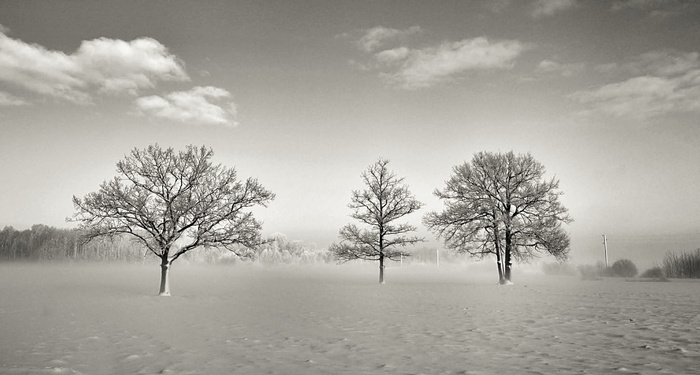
[1,263,698,374]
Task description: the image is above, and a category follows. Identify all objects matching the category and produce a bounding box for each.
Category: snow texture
[1,263,698,374]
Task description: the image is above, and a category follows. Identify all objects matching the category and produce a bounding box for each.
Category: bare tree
[424,151,571,284]
[72,144,274,296]
[330,159,424,283]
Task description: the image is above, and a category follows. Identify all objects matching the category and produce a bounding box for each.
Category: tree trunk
[504,250,512,283]
[379,253,385,284]
[496,258,505,284]
[379,227,386,284]
[494,243,505,284]
[493,221,505,284]
[158,259,172,296]
[504,230,513,284]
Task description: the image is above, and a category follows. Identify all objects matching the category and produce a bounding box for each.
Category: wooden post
[436,248,440,268]
[603,235,609,268]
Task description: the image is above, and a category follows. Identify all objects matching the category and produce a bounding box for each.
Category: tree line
[543,249,700,280]
[0,225,330,264]
[0,224,133,261]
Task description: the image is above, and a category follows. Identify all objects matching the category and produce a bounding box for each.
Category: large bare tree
[72,144,274,295]
[424,151,571,284]
[330,159,424,283]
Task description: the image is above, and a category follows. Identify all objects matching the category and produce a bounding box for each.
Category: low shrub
[610,259,638,278]
[640,266,667,280]
[662,249,700,278]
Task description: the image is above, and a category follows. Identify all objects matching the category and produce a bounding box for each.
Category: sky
[1,0,699,268]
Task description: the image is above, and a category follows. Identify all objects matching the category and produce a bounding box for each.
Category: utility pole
[436,248,440,268]
[602,234,609,268]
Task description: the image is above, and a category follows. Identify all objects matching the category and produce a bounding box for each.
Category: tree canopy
[72,144,274,295]
[424,151,571,284]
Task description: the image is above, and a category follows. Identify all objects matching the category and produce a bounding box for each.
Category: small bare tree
[330,159,424,283]
[424,151,571,284]
[72,144,274,296]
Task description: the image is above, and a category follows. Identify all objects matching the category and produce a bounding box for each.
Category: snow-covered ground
[1,262,698,374]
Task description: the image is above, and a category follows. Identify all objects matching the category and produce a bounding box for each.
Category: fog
[1,263,697,374]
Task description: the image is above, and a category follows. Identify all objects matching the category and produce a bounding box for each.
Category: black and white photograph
[1,1,699,374]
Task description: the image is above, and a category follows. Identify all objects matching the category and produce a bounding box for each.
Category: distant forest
[0,224,329,263]
[1,225,91,261]
[0,224,446,265]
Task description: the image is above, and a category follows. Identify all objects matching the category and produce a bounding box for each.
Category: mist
[2,262,698,374]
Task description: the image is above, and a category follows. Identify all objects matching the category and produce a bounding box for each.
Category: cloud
[571,51,700,119]
[626,51,700,76]
[350,26,527,89]
[484,0,576,16]
[0,25,241,127]
[376,37,527,89]
[537,59,585,77]
[374,47,411,64]
[75,37,189,95]
[0,91,28,106]
[531,0,576,17]
[0,25,188,104]
[356,26,421,53]
[612,0,670,11]
[610,0,698,17]
[135,86,237,126]
[484,0,514,14]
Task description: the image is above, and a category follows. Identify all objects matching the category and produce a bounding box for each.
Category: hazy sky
[1,0,699,266]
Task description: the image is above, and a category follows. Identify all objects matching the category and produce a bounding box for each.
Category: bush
[640,266,666,280]
[610,259,638,278]
[662,249,700,278]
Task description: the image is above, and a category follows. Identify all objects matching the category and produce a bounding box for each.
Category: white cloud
[374,47,411,64]
[351,26,527,89]
[612,0,668,11]
[379,37,527,89]
[531,0,576,17]
[610,0,697,17]
[0,30,88,103]
[135,86,237,126]
[537,59,585,77]
[571,51,700,119]
[484,0,514,14]
[0,26,188,104]
[75,37,189,95]
[0,91,28,106]
[627,51,700,76]
[356,26,421,53]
